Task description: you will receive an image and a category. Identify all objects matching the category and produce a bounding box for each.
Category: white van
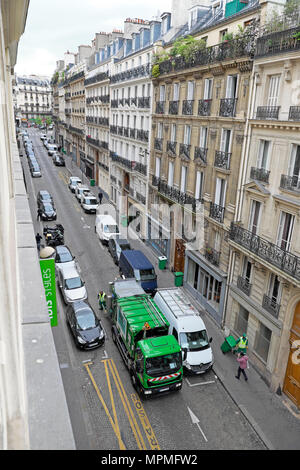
[48,144,58,156]
[154,288,213,374]
[81,194,99,214]
[95,214,120,245]
[75,185,90,203]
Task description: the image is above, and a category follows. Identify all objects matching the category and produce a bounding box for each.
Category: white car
[95,214,120,245]
[57,266,87,304]
[81,194,99,214]
[48,144,58,156]
[40,134,47,141]
[75,185,90,203]
[69,176,82,193]
[54,245,76,275]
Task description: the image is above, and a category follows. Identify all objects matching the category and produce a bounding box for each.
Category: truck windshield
[104,225,119,234]
[135,269,156,281]
[145,352,182,377]
[180,330,209,352]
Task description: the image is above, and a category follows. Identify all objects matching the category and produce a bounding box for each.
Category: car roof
[39,190,50,196]
[121,250,153,270]
[72,301,93,313]
[56,245,72,255]
[61,266,80,279]
[77,185,89,190]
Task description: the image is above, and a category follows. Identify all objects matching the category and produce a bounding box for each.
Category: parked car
[81,194,98,213]
[44,139,50,149]
[68,176,82,193]
[66,301,105,350]
[75,185,90,203]
[27,149,35,159]
[29,161,42,178]
[38,200,57,221]
[54,245,76,274]
[95,214,120,245]
[37,190,53,206]
[40,134,47,141]
[57,266,87,304]
[108,237,131,265]
[53,153,65,166]
[118,250,157,294]
[48,144,58,156]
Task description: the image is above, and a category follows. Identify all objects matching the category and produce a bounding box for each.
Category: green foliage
[222,32,234,41]
[284,0,300,18]
[293,31,300,41]
[169,35,206,60]
[152,64,160,78]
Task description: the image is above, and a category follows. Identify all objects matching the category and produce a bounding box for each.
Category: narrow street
[20,128,265,451]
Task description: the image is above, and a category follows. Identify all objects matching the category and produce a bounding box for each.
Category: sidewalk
[65,155,300,450]
[182,289,300,450]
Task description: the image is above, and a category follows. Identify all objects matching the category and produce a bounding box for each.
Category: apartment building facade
[14,74,52,123]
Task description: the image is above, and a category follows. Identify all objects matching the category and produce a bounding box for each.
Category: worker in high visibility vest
[235,333,248,354]
[98,290,106,311]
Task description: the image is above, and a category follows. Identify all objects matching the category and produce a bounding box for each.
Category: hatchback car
[108,237,132,265]
[30,162,42,178]
[53,154,65,166]
[54,245,76,274]
[37,190,53,206]
[69,177,82,193]
[48,144,58,156]
[57,266,87,304]
[66,301,105,350]
[38,201,57,220]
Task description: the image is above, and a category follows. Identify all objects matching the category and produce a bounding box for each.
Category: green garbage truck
[108,279,183,398]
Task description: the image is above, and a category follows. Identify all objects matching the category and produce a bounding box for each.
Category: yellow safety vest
[238,337,247,349]
[98,293,106,302]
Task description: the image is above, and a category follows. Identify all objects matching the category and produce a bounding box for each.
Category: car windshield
[85,198,97,205]
[76,310,97,330]
[145,352,182,377]
[104,225,119,234]
[179,330,209,352]
[138,268,156,281]
[65,277,83,290]
[120,243,131,251]
[58,251,72,263]
[43,203,53,211]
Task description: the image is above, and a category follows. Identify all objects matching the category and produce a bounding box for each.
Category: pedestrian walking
[98,191,103,204]
[235,352,249,381]
[37,208,42,221]
[98,290,106,311]
[35,232,42,251]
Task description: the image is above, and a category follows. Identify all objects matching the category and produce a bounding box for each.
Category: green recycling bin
[90,179,95,187]
[174,272,184,287]
[158,256,167,270]
[221,335,237,354]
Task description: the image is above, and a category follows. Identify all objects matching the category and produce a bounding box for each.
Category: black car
[37,190,53,206]
[66,301,105,350]
[38,201,57,220]
[53,154,65,166]
[108,237,131,265]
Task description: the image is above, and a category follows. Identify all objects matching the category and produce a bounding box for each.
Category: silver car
[57,266,87,304]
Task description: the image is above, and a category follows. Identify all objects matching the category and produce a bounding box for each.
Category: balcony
[250,167,270,184]
[205,247,220,267]
[262,294,281,319]
[219,98,237,117]
[154,138,163,151]
[182,100,194,116]
[214,150,231,170]
[138,97,150,108]
[237,275,252,296]
[152,175,159,187]
[167,141,177,156]
[194,147,208,165]
[136,192,146,205]
[111,99,119,108]
[280,174,300,193]
[110,63,151,84]
[230,223,300,281]
[255,26,300,58]
[198,99,212,117]
[131,97,137,106]
[110,125,118,135]
[179,143,191,160]
[169,101,179,115]
[209,203,225,224]
[117,126,124,136]
[132,162,147,176]
[156,101,165,114]
[157,179,198,212]
[130,128,136,139]
[256,106,280,120]
[288,106,300,121]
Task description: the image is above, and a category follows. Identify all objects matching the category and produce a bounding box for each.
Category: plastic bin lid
[226,335,237,348]
[174,272,184,276]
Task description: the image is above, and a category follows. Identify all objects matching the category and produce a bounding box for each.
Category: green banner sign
[39,258,58,327]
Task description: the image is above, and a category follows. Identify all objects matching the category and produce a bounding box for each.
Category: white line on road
[185,378,215,387]
[187,407,208,443]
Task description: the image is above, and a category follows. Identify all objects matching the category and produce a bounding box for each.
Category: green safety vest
[238,337,248,349]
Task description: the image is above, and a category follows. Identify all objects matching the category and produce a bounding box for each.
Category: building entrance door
[283,301,300,409]
[174,239,185,273]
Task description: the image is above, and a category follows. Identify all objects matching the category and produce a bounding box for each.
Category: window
[257,140,270,169]
[248,200,261,235]
[187,81,195,100]
[268,75,280,107]
[199,126,208,148]
[181,166,187,192]
[155,157,161,178]
[220,29,228,41]
[242,257,252,283]
[204,78,213,99]
[168,161,174,186]
[235,306,249,337]
[184,125,191,145]
[215,178,226,207]
[268,274,281,305]
[195,171,204,200]
[157,122,163,139]
[171,124,177,143]
[289,145,300,181]
[225,75,238,99]
[159,85,166,102]
[255,322,272,363]
[220,129,232,153]
[173,83,180,101]
[276,211,294,251]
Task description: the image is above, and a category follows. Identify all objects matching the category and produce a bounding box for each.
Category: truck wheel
[112,328,117,344]
[130,371,138,390]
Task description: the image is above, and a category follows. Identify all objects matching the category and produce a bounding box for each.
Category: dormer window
[189,8,199,29]
[161,13,171,36]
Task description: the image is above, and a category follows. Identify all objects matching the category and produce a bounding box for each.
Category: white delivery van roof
[155,288,206,332]
[96,214,117,225]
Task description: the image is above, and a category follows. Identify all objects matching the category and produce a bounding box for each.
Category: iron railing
[182,100,194,115]
[154,138,163,151]
[250,167,270,183]
[256,106,280,120]
[262,294,281,318]
[255,26,300,58]
[180,143,191,159]
[280,174,300,193]
[156,101,165,114]
[237,276,252,296]
[169,101,179,115]
[167,141,177,156]
[288,106,300,120]
[157,179,199,212]
[194,147,208,165]
[198,99,212,116]
[215,150,231,170]
[205,248,220,267]
[220,98,237,117]
[209,203,225,223]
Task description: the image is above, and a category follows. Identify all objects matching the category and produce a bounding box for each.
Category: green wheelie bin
[221,335,237,354]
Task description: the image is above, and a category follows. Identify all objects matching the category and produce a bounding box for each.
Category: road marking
[187,406,208,443]
[131,394,160,450]
[185,378,215,387]
[103,359,124,450]
[102,350,108,359]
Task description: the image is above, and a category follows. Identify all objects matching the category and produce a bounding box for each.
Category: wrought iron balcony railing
[110,63,151,84]
[250,167,270,183]
[182,100,194,115]
[219,98,237,117]
[214,150,231,170]
[237,276,252,296]
[169,101,179,115]
[157,179,199,212]
[156,101,165,114]
[205,247,220,267]
[194,147,208,165]
[230,223,300,281]
[136,129,149,143]
[280,174,300,193]
[167,141,177,156]
[262,294,281,319]
[111,99,119,108]
[255,26,300,58]
[154,138,163,151]
[288,106,300,121]
[256,106,280,120]
[180,143,191,159]
[198,99,212,117]
[152,175,159,187]
[209,203,225,224]
[138,97,150,108]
